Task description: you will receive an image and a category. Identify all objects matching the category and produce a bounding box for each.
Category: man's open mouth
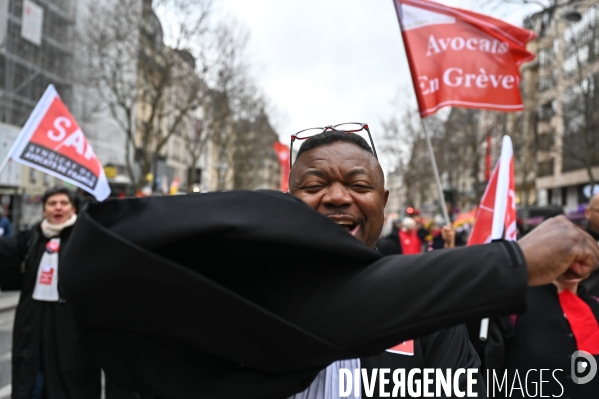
[333,220,358,233]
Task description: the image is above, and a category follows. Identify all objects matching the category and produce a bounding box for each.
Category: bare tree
[182,117,207,191]
[560,75,599,188]
[80,0,212,189]
[200,19,272,190]
[381,99,446,210]
[232,108,280,190]
[443,108,487,205]
[198,20,243,190]
[381,107,423,207]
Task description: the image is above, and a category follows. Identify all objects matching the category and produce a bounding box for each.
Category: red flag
[7,85,110,201]
[468,136,516,245]
[272,142,290,192]
[393,0,536,117]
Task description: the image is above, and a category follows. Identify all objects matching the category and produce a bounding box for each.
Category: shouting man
[288,129,484,398]
[58,125,599,398]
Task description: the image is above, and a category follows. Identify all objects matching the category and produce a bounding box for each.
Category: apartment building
[524,2,599,211]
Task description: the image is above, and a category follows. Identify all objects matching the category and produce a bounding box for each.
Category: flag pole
[0,156,11,178]
[479,135,513,341]
[421,120,451,226]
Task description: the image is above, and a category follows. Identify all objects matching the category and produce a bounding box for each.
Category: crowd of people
[378,215,458,256]
[0,129,597,398]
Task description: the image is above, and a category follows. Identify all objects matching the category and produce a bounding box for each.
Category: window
[537,160,554,177]
[562,74,599,172]
[537,100,556,121]
[563,6,599,78]
[563,76,598,135]
[538,74,555,91]
[536,130,554,151]
[539,47,553,68]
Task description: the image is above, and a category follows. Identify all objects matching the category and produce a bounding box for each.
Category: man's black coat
[60,190,528,399]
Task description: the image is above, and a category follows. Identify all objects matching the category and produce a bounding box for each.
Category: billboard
[0,123,23,187]
[21,0,44,47]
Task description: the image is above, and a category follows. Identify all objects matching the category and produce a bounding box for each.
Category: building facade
[0,0,79,228]
[524,1,599,212]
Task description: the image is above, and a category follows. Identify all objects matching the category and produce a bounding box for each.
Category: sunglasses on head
[289,122,378,168]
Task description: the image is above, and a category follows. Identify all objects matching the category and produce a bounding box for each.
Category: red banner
[394,0,536,117]
[7,85,110,201]
[272,142,290,192]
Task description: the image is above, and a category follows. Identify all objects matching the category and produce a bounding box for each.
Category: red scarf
[558,290,599,355]
[398,229,421,255]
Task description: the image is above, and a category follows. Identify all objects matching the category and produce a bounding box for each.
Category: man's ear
[382,189,390,209]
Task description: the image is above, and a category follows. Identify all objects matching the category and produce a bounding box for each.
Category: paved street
[0,307,14,399]
[0,293,115,399]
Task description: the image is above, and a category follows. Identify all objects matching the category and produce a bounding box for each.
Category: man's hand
[518,215,599,286]
[441,225,455,248]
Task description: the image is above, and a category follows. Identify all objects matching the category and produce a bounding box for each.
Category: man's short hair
[295,131,375,163]
[42,186,76,208]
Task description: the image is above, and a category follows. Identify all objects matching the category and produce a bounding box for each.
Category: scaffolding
[0,0,76,126]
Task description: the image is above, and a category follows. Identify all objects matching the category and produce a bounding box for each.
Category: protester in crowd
[289,132,483,398]
[378,215,454,256]
[59,129,599,398]
[583,193,599,296]
[0,186,141,399]
[470,198,599,389]
[416,217,430,252]
[421,215,457,251]
[377,217,421,254]
[399,217,421,254]
[501,273,599,398]
[0,207,11,237]
[378,218,400,253]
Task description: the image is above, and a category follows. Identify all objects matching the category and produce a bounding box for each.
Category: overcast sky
[214,0,540,170]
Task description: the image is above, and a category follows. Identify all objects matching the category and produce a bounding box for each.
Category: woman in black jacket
[0,187,139,399]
